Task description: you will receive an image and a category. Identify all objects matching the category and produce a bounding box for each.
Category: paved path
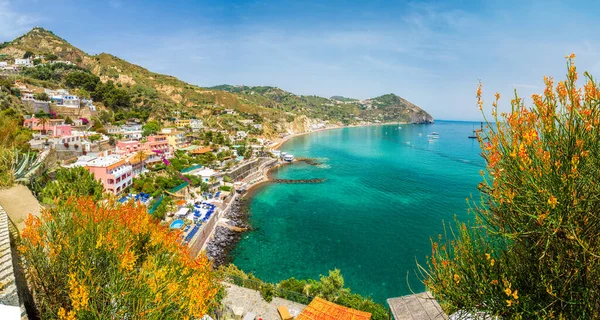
[387,292,448,320]
[222,282,306,320]
[0,185,41,231]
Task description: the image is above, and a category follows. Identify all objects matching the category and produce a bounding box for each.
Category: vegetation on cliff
[1,27,433,130]
[421,55,600,318]
[19,198,222,319]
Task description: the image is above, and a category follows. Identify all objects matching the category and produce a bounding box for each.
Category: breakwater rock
[206,198,250,267]
[295,157,322,166]
[272,178,326,184]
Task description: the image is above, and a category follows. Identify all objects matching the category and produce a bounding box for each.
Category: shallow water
[230,121,484,302]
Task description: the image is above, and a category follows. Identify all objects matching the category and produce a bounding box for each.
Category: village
[2,57,311,259]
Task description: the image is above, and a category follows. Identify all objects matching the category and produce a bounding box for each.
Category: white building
[14,58,32,67]
[236,131,248,139]
[0,62,7,67]
[190,119,203,132]
[121,124,143,140]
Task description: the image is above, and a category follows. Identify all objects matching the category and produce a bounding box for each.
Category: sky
[2,0,600,121]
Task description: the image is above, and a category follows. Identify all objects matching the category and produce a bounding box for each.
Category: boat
[283,154,295,162]
[418,133,422,136]
[468,122,483,139]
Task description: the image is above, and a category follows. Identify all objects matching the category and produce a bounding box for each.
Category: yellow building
[175,119,191,128]
[161,128,186,148]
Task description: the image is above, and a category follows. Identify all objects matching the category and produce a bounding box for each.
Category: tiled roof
[296,297,371,320]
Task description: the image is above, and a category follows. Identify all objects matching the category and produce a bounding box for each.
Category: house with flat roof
[143,135,170,161]
[161,128,186,149]
[23,117,72,137]
[116,140,141,155]
[85,155,133,194]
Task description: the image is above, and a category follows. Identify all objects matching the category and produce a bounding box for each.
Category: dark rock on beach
[206,198,250,266]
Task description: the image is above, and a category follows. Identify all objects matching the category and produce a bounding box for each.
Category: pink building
[23,117,72,137]
[116,140,141,155]
[143,135,170,156]
[85,155,133,194]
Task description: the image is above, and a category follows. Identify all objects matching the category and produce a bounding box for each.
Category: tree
[46,53,58,61]
[19,198,221,319]
[39,167,104,203]
[23,51,34,59]
[34,92,50,101]
[88,134,101,143]
[65,71,99,92]
[39,117,49,135]
[142,120,161,137]
[422,55,600,318]
[33,58,42,66]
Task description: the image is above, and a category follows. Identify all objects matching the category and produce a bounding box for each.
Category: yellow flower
[485,253,491,260]
[504,287,512,296]
[490,280,499,285]
[548,195,558,209]
[453,274,460,284]
[512,290,519,300]
[120,249,137,271]
[506,299,513,307]
[96,233,103,249]
[490,259,495,266]
[68,273,89,312]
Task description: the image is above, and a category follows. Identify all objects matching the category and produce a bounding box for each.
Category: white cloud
[0,1,40,39]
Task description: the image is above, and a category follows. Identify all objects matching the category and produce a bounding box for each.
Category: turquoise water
[230,121,484,303]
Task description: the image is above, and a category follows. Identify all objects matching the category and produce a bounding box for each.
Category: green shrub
[422,55,600,318]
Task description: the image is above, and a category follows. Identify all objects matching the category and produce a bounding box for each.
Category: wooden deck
[387,292,448,320]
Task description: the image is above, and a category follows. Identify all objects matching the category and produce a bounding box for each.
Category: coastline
[270,121,410,150]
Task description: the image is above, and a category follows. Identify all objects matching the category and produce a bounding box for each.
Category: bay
[230,121,485,303]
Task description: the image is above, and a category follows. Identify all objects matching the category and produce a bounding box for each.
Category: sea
[230,121,485,303]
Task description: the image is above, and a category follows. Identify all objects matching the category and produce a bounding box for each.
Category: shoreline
[270,121,412,150]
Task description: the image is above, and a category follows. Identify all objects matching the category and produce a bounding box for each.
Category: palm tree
[135,149,147,174]
[39,117,49,135]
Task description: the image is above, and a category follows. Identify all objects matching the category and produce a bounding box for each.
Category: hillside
[1,28,434,133]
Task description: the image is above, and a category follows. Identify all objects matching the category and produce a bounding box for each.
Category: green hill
[1,28,434,133]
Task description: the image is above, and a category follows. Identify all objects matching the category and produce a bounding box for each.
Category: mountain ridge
[0,28,434,132]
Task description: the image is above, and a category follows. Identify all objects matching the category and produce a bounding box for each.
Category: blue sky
[2,0,600,121]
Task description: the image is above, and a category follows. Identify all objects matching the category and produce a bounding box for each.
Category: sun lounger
[277,306,293,320]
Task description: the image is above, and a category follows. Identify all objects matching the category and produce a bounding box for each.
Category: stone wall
[0,206,27,319]
[49,105,97,119]
[226,157,274,181]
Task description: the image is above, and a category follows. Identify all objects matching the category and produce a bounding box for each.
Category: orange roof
[176,200,187,206]
[191,147,213,154]
[297,297,371,320]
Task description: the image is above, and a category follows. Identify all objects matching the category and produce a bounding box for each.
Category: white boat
[406,141,411,145]
[283,154,295,162]
[430,132,439,135]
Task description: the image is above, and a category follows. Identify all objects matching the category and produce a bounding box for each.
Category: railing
[224,274,314,305]
[148,195,163,214]
[169,182,189,193]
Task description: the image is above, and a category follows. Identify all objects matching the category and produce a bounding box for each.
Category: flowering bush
[20,198,222,319]
[421,55,600,318]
